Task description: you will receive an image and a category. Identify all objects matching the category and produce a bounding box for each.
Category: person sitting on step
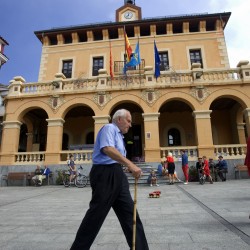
[147,169,159,187]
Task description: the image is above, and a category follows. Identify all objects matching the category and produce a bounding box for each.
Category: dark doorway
[124,124,142,160]
[86,132,94,144]
[62,133,69,150]
[18,124,28,152]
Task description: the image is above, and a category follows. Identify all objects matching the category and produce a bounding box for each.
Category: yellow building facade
[1,1,250,172]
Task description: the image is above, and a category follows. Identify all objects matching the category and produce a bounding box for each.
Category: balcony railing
[12,144,247,165]
[114,60,145,74]
[9,65,249,97]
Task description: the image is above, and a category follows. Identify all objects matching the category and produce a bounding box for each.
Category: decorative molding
[142,113,160,121]
[141,89,161,106]
[93,115,111,124]
[192,110,212,119]
[93,92,112,109]
[2,121,22,129]
[48,95,66,112]
[46,118,65,127]
[190,86,211,103]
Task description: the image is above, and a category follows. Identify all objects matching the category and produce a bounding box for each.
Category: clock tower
[116,0,142,22]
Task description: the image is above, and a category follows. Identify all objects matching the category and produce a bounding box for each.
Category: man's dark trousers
[70,163,149,250]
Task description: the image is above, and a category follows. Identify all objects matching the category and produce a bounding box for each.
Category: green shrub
[55,169,64,185]
[189,165,198,182]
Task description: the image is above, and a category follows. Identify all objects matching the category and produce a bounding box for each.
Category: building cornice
[34,12,231,41]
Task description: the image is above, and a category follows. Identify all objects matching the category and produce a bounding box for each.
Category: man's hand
[127,163,142,179]
[102,146,143,179]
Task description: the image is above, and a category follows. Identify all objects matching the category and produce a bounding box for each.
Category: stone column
[192,110,214,157]
[93,115,111,140]
[0,121,22,164]
[142,113,160,162]
[26,132,34,152]
[45,118,65,164]
[244,108,250,137]
[237,123,246,144]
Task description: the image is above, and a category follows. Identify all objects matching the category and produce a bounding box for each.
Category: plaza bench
[1,171,53,186]
[1,172,33,186]
[234,164,248,179]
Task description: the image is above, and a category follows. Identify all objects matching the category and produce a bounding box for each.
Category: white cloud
[223,0,250,67]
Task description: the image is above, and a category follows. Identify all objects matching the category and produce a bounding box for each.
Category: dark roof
[0,36,9,45]
[34,12,231,39]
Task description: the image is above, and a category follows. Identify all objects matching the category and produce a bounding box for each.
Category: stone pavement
[0,179,250,250]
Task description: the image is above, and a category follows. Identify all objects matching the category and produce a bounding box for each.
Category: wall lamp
[195,71,203,79]
[51,81,60,88]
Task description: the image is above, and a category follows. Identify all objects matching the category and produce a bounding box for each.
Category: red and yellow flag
[124,29,132,62]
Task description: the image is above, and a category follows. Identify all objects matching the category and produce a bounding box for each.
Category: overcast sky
[0,0,249,84]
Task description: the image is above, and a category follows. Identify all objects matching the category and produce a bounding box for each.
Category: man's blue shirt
[217,160,228,170]
[92,123,126,165]
[182,153,188,165]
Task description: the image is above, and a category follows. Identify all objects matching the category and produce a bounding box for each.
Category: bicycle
[199,168,206,185]
[62,166,88,188]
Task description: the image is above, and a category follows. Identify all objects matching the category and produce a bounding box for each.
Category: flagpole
[109,39,113,86]
[124,26,128,87]
[138,36,141,86]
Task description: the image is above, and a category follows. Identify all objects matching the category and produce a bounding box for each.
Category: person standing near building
[208,158,216,181]
[216,155,228,181]
[166,152,175,185]
[68,154,76,184]
[180,150,189,184]
[244,136,250,176]
[202,156,213,184]
[244,136,250,219]
[70,109,149,250]
[196,157,203,179]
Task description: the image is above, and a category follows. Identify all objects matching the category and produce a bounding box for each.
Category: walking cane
[132,177,138,250]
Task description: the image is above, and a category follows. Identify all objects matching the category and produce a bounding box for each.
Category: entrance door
[124,125,142,161]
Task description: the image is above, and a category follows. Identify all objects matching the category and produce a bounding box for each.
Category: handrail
[12,144,247,165]
[9,67,244,97]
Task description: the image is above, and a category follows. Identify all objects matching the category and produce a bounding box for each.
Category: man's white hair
[112,109,129,122]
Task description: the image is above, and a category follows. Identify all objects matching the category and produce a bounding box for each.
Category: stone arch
[204,88,249,110]
[208,89,249,145]
[61,100,95,150]
[58,97,96,119]
[158,95,195,147]
[6,100,50,121]
[104,93,145,115]
[7,101,50,152]
[155,91,196,112]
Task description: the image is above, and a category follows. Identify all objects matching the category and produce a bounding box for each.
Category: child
[157,160,168,176]
[148,169,159,187]
[166,152,175,185]
[202,156,213,184]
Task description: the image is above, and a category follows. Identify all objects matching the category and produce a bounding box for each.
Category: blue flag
[154,40,161,79]
[126,42,141,67]
[124,42,141,74]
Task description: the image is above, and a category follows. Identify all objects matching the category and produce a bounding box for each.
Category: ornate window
[92,57,104,76]
[62,60,72,78]
[159,52,169,71]
[189,49,203,68]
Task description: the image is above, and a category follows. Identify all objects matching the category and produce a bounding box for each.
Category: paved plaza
[0,179,250,250]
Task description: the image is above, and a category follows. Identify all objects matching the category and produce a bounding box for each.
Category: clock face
[124,11,133,19]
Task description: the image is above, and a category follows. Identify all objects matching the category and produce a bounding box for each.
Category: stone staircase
[125,163,169,185]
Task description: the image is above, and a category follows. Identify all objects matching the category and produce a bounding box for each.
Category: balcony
[12,144,247,165]
[8,62,250,97]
